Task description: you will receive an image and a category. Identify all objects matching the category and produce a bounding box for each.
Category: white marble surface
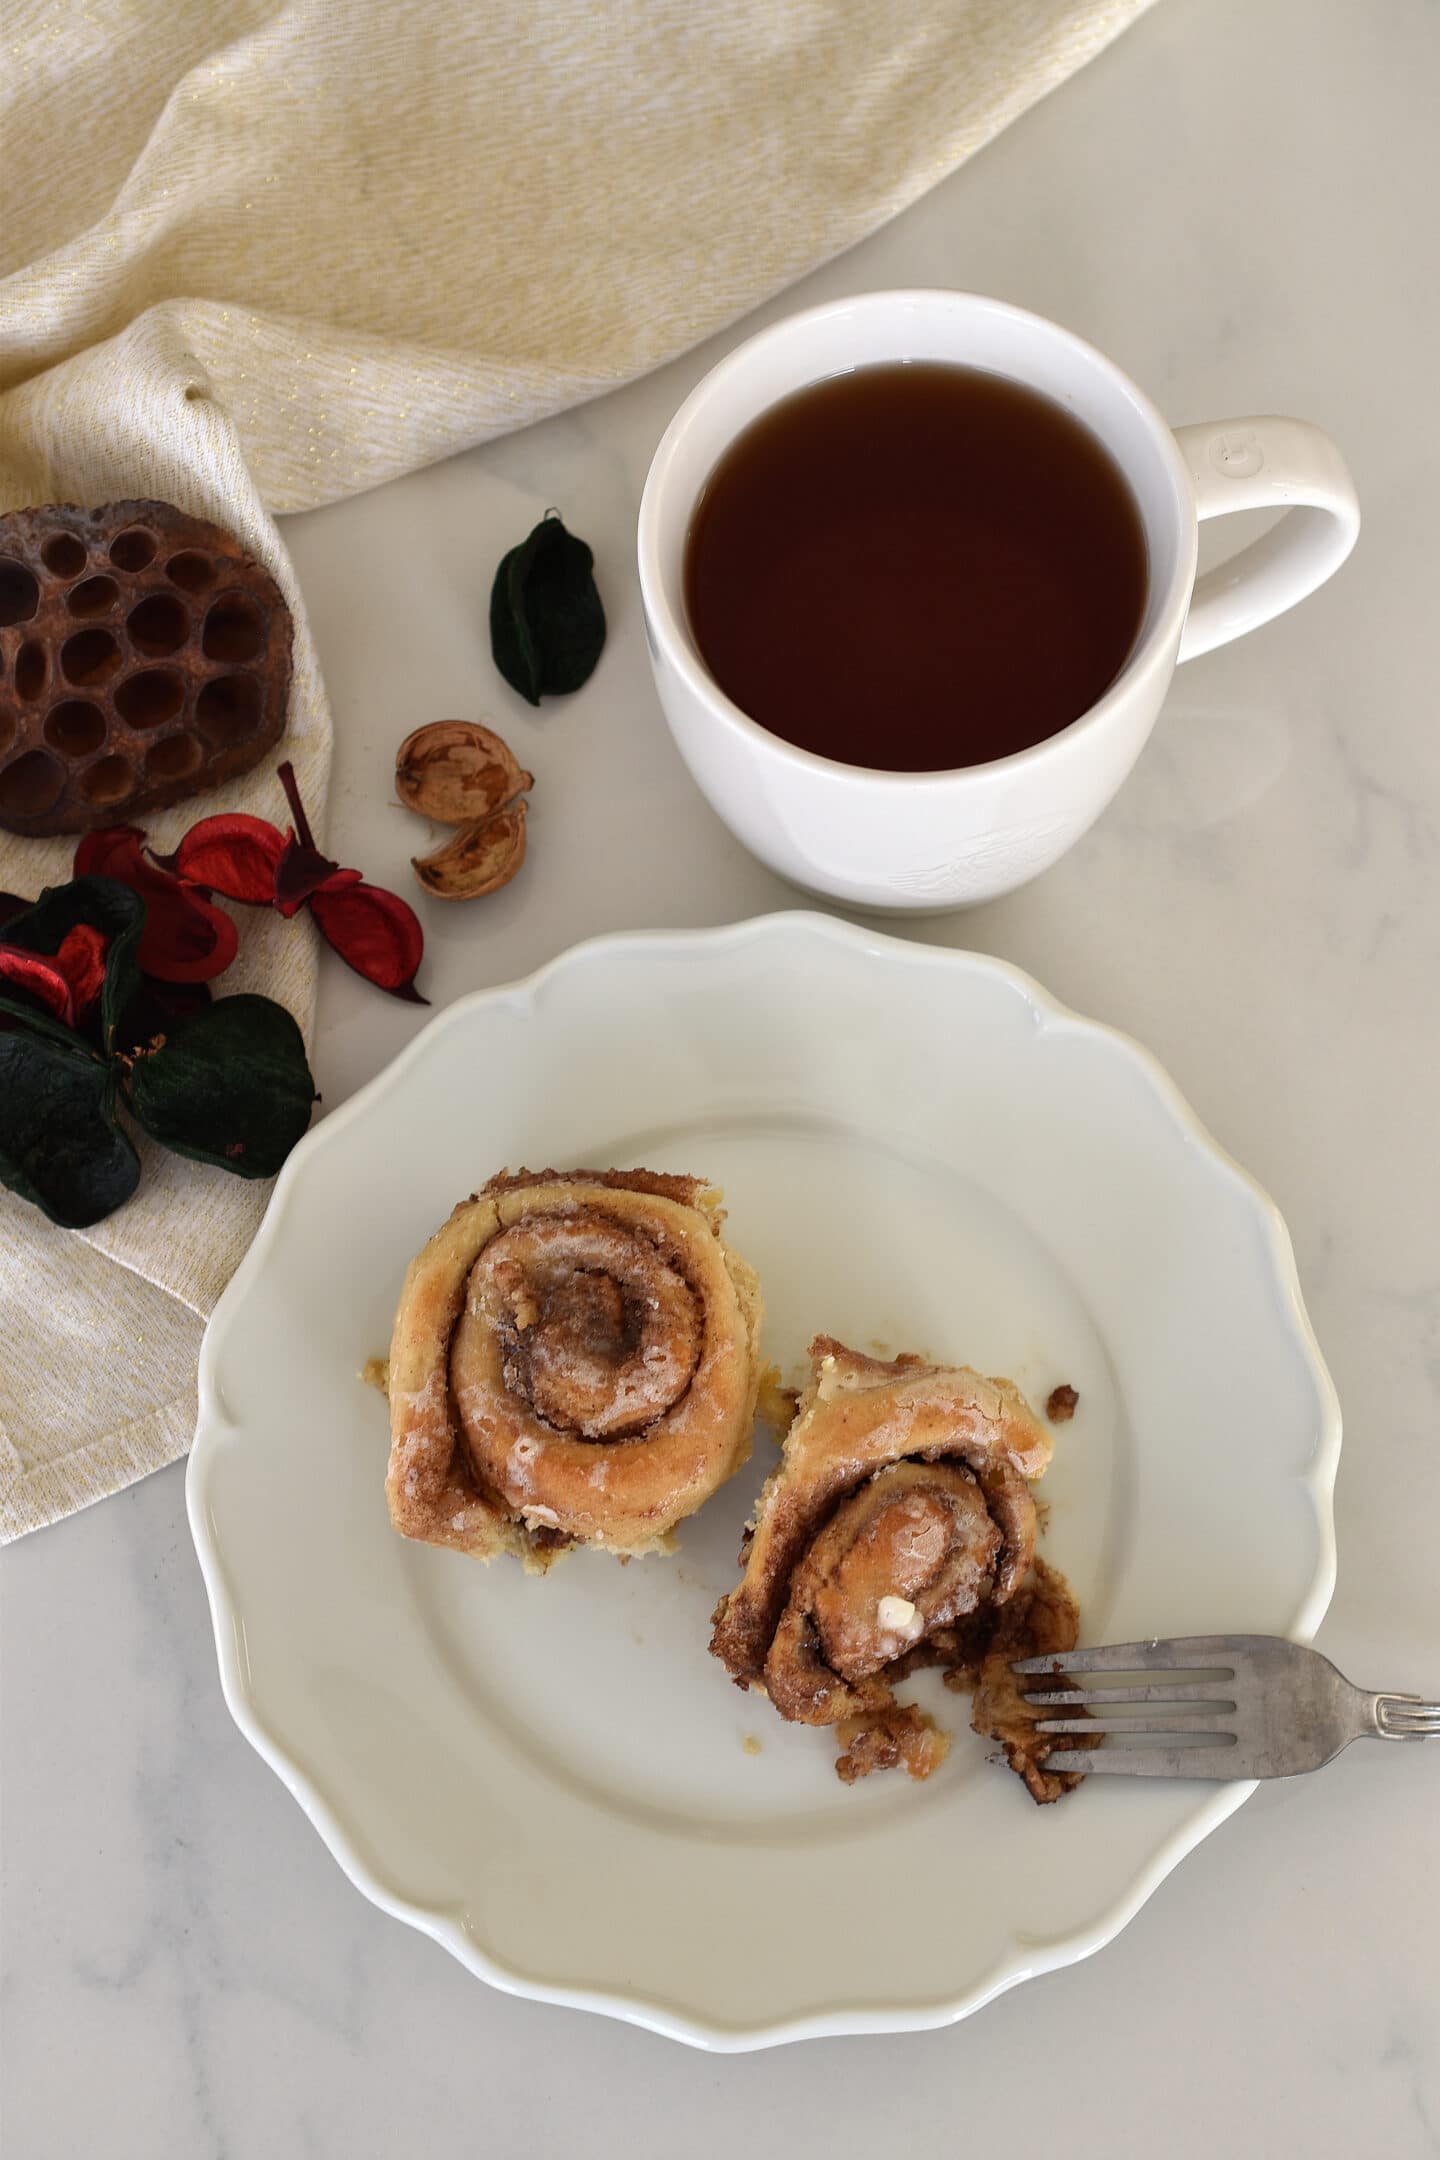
[5,0,1440,2150]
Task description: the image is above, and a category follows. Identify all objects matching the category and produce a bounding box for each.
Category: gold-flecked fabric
[0,0,1150,1539]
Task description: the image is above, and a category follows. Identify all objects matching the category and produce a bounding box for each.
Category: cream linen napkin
[0,0,1151,1538]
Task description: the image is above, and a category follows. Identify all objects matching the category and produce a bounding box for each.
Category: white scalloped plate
[187,914,1339,2050]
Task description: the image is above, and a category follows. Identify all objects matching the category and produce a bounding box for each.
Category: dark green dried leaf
[2,875,145,1054]
[489,511,605,705]
[0,1031,140,1228]
[0,984,95,1053]
[113,974,213,1058]
[125,994,316,1179]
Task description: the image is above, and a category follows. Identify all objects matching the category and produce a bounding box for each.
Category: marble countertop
[5,0,1439,2151]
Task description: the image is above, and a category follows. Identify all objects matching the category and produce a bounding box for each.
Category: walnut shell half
[394,720,532,825]
[412,799,527,900]
[397,718,532,902]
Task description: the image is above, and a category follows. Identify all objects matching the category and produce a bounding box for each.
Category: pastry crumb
[967,1558,1086,1804]
[835,1705,950,1783]
[361,1356,389,1395]
[755,1363,799,1434]
[1046,1383,1079,1423]
[741,1733,763,1757]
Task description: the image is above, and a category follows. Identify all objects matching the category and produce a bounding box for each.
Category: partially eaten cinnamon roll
[710,1336,1082,1799]
[385,1169,763,1566]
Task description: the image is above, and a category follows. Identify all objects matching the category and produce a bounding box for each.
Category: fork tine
[1034,1716,1235,1737]
[1042,1744,1247,1778]
[1010,1636,1239,1676]
[1019,1682,1238,1707]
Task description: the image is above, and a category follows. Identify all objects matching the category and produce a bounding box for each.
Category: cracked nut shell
[397,717,532,902]
[394,720,532,825]
[412,799,528,899]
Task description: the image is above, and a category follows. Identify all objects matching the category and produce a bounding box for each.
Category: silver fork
[1011,1635,1440,1779]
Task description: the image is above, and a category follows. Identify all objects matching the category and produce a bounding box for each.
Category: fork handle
[1369,1693,1440,1740]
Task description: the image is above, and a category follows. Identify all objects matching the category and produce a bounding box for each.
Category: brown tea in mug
[683,362,1148,771]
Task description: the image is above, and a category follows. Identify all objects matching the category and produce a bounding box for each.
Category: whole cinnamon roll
[386,1169,763,1566]
[710,1336,1080,1796]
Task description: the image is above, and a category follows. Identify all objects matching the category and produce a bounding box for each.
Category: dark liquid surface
[684,362,1148,771]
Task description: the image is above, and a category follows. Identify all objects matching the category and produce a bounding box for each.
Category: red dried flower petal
[53,924,110,1019]
[74,825,147,882]
[74,826,238,985]
[156,814,287,906]
[268,759,345,916]
[309,880,428,1004]
[0,945,75,1026]
[316,865,364,898]
[144,894,238,985]
[274,834,354,918]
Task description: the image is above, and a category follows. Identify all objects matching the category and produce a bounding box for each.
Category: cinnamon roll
[710,1336,1081,1798]
[386,1169,763,1566]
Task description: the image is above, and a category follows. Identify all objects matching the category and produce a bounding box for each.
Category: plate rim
[186,909,1341,2050]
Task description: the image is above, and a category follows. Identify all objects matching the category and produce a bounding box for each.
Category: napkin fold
[0,0,1151,1539]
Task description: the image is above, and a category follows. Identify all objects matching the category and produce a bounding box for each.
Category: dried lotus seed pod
[0,500,293,837]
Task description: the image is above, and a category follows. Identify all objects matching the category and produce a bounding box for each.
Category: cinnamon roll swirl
[386,1169,763,1566]
[710,1336,1081,1797]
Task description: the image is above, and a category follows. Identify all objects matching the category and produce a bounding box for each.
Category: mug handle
[1172,416,1359,662]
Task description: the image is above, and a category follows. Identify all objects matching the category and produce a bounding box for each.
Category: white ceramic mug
[637,291,1359,910]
